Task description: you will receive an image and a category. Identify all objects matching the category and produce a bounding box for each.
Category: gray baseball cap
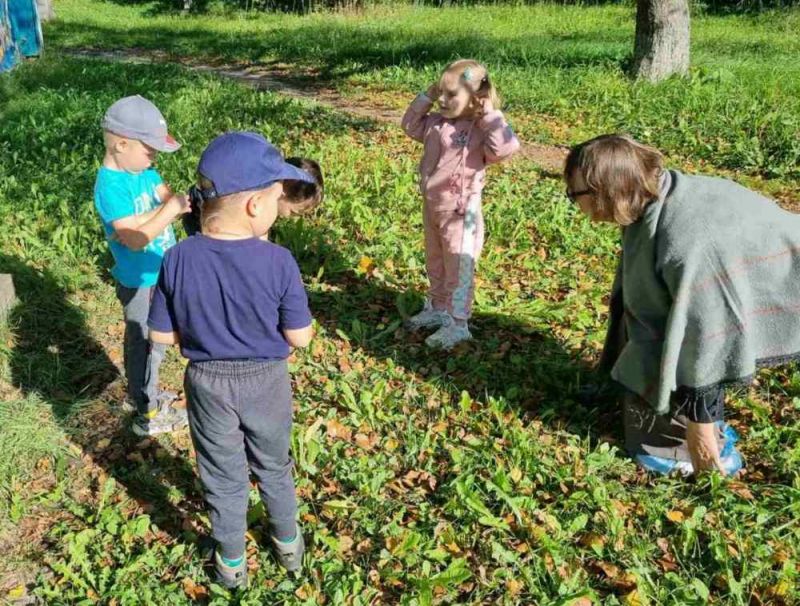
[101,95,181,153]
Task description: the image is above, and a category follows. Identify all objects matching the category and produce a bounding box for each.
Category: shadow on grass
[0,55,619,562]
[0,253,205,544]
[45,19,631,79]
[101,0,639,17]
[102,0,211,16]
[5,54,616,443]
[274,219,618,442]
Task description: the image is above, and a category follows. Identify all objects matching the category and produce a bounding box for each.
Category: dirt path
[65,48,569,174]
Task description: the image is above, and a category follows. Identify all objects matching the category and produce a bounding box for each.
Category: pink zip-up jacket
[401,93,520,214]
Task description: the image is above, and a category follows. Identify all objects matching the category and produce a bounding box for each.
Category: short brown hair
[281,157,324,215]
[564,134,664,226]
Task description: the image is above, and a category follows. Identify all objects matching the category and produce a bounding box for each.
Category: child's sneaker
[213,549,248,590]
[121,390,178,414]
[120,397,136,413]
[405,301,450,331]
[425,317,472,350]
[271,524,305,572]
[131,399,188,437]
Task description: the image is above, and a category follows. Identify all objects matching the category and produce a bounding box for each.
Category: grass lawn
[1,1,799,604]
[46,0,800,183]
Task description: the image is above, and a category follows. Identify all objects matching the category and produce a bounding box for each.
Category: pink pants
[423,195,485,320]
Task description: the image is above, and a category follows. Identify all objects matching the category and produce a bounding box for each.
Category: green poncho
[602,170,800,415]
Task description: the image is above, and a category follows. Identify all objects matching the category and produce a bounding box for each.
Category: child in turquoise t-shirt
[93,95,191,436]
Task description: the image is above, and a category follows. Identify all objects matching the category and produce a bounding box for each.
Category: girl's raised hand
[478,95,495,116]
[426,83,441,101]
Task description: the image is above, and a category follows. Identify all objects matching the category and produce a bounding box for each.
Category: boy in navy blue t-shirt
[148,132,317,589]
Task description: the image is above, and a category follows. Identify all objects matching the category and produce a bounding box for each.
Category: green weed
[0,12,798,604]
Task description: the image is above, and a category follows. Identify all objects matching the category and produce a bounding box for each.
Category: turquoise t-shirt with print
[94,166,177,288]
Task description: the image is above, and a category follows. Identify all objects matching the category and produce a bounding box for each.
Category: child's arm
[148,257,180,346]
[149,329,180,345]
[401,84,439,142]
[278,252,314,349]
[123,184,184,228]
[112,192,190,251]
[283,325,313,348]
[476,99,521,164]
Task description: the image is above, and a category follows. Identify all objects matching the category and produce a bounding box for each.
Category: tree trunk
[631,0,690,82]
[35,0,54,22]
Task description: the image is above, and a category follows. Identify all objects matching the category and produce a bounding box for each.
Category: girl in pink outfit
[401,59,520,349]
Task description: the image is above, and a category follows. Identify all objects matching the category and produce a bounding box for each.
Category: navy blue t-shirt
[148,235,312,362]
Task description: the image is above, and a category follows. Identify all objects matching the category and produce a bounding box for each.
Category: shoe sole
[131,419,188,437]
[404,319,447,331]
[216,572,248,590]
[425,335,472,351]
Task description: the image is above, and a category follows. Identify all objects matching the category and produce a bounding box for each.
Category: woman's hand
[686,421,725,475]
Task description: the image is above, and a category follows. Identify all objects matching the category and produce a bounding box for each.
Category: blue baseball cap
[197,131,315,198]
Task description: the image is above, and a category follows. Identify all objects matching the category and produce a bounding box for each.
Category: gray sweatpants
[115,284,166,416]
[184,359,298,559]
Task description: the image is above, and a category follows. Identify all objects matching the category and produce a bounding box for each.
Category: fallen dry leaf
[181,577,208,601]
[666,510,685,524]
[356,538,372,553]
[580,532,606,551]
[326,418,352,441]
[338,535,354,554]
[728,480,755,501]
[355,432,378,450]
[358,256,376,274]
[595,560,620,579]
[622,589,643,606]
[505,578,523,596]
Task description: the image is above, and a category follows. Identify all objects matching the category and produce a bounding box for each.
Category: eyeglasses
[565,188,592,203]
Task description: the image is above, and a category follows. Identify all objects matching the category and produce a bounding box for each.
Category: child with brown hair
[402,59,520,349]
[183,156,323,236]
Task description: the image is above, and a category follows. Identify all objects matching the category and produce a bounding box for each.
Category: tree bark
[36,0,55,22]
[631,0,690,82]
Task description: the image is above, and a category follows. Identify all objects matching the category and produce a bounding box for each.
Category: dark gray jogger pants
[184,359,298,559]
[115,284,166,415]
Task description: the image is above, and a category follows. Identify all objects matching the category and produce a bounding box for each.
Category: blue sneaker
[635,422,744,476]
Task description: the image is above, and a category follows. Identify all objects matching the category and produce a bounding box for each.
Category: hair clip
[462,67,474,82]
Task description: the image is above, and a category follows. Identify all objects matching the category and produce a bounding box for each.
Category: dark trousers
[115,284,166,415]
[184,359,297,559]
[623,389,725,462]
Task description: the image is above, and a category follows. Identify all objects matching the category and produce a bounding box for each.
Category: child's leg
[423,202,448,311]
[184,362,251,560]
[115,284,166,415]
[238,360,297,542]
[440,195,485,322]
